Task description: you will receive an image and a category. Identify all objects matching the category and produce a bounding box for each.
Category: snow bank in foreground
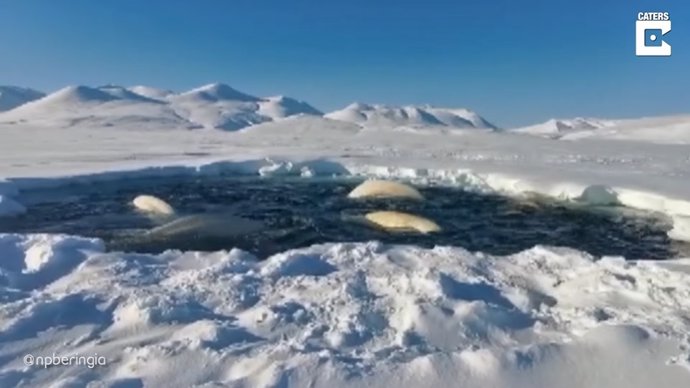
[0,234,688,387]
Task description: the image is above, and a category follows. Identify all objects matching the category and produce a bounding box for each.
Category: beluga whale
[347,179,424,200]
[146,213,264,240]
[129,194,264,243]
[132,194,176,217]
[364,210,441,234]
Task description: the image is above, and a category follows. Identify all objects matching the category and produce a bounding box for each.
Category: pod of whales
[129,180,439,243]
[348,180,424,200]
[364,210,441,234]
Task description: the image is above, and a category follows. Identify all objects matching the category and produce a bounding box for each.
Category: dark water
[1,176,688,260]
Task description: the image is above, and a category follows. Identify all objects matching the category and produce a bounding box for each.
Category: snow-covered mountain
[5,82,682,143]
[424,107,497,129]
[0,85,192,129]
[0,83,323,130]
[0,86,45,111]
[511,117,618,137]
[557,114,690,144]
[258,95,323,118]
[325,103,497,130]
[167,83,323,131]
[509,115,690,144]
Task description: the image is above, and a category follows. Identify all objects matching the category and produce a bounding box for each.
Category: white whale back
[132,195,175,216]
[365,210,441,234]
[147,213,264,239]
[348,180,424,200]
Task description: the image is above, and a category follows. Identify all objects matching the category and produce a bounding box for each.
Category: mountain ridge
[324,102,497,130]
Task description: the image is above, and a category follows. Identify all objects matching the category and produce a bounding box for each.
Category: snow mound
[0,233,104,290]
[325,103,495,130]
[0,236,688,387]
[0,86,45,112]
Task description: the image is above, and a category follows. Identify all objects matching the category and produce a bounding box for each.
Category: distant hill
[325,103,496,130]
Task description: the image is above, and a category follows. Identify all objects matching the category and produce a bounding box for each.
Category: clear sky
[0,0,688,127]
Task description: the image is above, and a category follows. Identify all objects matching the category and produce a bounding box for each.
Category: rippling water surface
[1,176,688,260]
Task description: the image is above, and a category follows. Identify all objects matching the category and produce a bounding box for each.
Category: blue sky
[0,0,688,127]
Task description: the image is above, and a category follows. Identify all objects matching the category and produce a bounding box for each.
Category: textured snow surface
[0,234,688,387]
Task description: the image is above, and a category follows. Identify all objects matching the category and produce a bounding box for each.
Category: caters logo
[636,12,671,56]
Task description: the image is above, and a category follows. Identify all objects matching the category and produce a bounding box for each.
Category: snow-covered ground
[1,85,690,387]
[1,235,689,387]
